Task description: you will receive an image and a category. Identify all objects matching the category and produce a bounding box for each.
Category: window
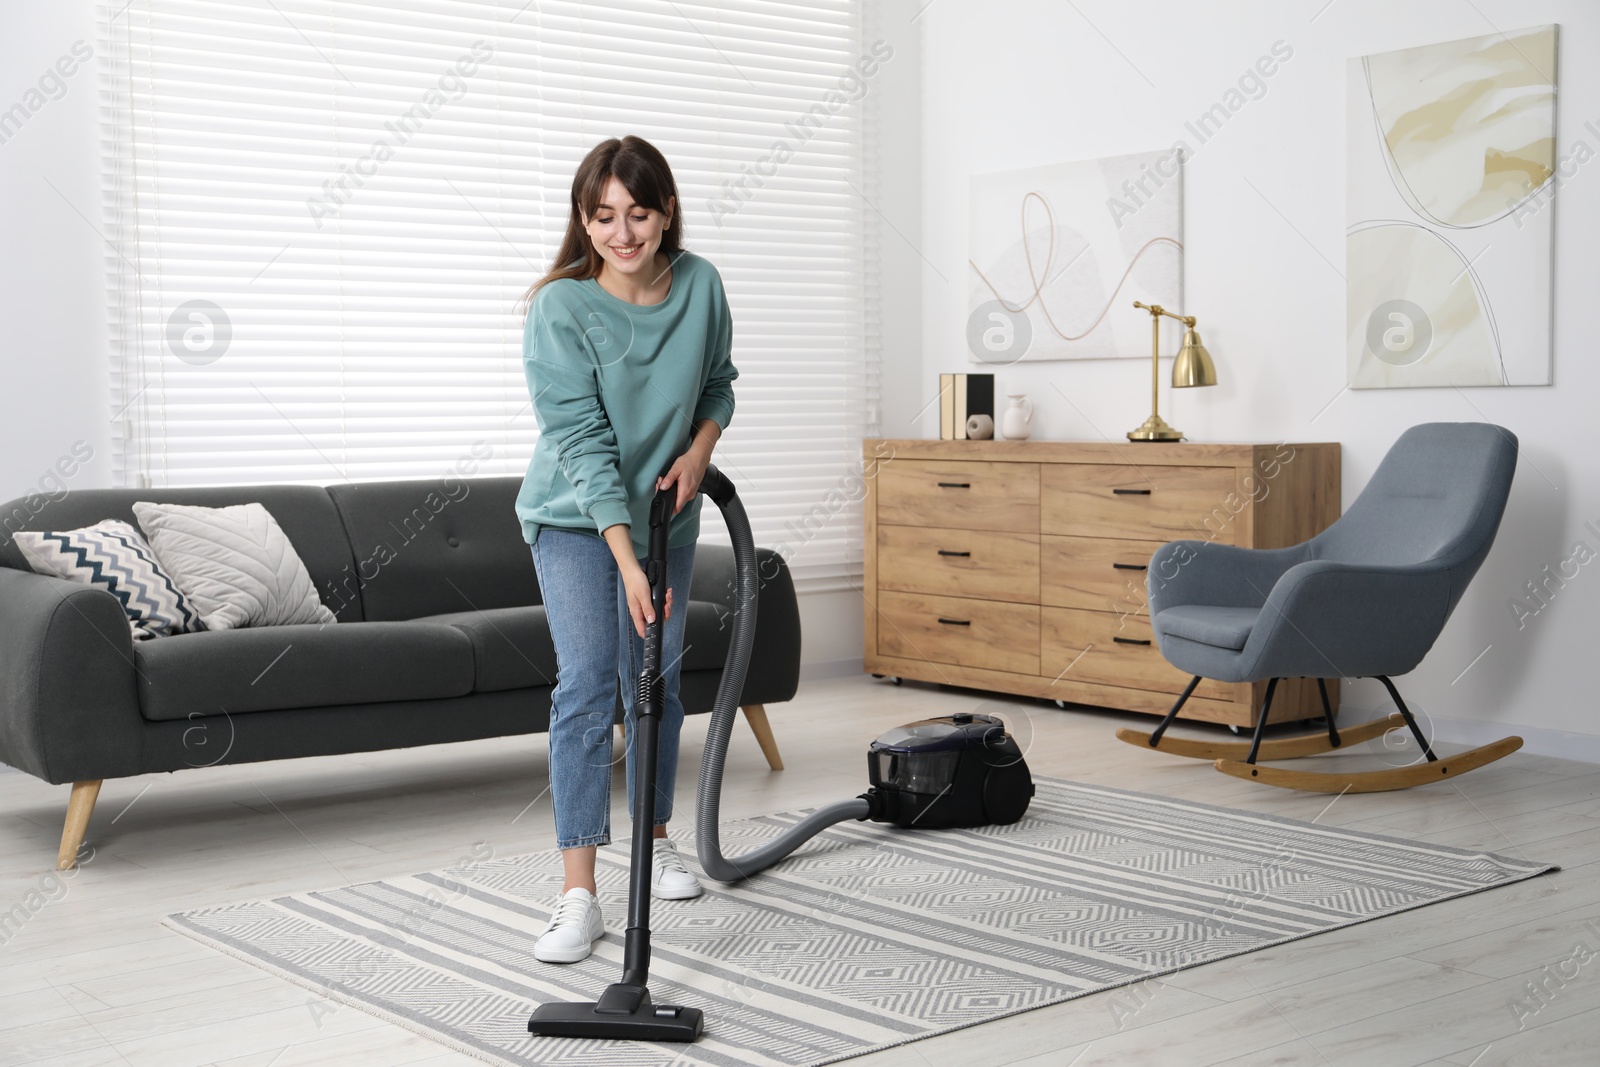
[101,0,884,589]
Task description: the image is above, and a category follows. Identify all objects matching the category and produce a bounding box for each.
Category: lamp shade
[1172,327,1217,388]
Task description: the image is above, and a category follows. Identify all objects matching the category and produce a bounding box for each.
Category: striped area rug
[164,779,1554,1066]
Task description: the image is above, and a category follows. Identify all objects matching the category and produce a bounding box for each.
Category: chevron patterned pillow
[14,519,205,640]
[131,500,336,630]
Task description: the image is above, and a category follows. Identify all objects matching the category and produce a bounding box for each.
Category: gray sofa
[0,475,800,869]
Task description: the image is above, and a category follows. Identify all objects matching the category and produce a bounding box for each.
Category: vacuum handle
[642,485,673,677]
[699,463,735,506]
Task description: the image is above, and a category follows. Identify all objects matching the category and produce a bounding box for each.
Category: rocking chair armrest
[1242,559,1454,680]
[1146,540,1311,616]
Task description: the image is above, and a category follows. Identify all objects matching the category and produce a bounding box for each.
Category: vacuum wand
[619,486,671,986]
[527,482,703,1042]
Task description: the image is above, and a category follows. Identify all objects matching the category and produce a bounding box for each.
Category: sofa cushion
[422,607,558,693]
[1155,605,1259,651]
[681,600,734,672]
[134,621,475,721]
[327,475,539,622]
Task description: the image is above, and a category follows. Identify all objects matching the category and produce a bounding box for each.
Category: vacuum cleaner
[528,467,1033,1043]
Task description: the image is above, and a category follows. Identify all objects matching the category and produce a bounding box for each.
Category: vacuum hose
[695,466,870,883]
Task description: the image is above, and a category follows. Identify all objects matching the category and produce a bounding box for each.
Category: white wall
[0,1,112,496]
[912,0,1600,756]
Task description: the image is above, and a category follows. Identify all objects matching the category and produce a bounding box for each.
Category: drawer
[1041,535,1164,613]
[1040,606,1233,700]
[877,459,1039,532]
[1041,464,1239,543]
[877,591,1040,675]
[879,526,1039,603]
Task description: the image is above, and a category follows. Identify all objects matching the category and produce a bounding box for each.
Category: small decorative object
[1001,394,1033,441]
[1126,301,1217,442]
[968,151,1183,362]
[1347,25,1555,387]
[938,372,995,439]
[965,413,994,440]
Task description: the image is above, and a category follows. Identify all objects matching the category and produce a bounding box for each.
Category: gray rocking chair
[1117,422,1523,792]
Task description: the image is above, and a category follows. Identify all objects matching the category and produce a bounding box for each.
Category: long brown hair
[521,135,683,314]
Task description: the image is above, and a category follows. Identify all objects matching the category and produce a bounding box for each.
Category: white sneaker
[534,887,605,963]
[651,838,704,900]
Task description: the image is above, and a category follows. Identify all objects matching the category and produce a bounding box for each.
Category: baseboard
[784,675,1600,764]
[1340,701,1600,766]
[799,658,864,682]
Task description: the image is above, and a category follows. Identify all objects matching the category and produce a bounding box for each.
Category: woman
[516,136,737,964]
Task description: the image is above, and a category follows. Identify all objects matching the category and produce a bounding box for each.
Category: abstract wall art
[967,152,1183,364]
[1347,25,1558,388]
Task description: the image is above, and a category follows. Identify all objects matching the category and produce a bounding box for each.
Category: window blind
[100,0,883,590]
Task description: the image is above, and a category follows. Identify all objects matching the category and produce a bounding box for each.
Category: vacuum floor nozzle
[528,982,704,1042]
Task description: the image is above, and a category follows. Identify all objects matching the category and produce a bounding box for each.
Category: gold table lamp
[1126,300,1218,442]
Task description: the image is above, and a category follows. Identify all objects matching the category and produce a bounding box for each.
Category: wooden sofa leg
[57,780,102,871]
[741,705,784,771]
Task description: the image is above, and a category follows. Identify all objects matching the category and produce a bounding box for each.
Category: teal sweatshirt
[515,248,737,552]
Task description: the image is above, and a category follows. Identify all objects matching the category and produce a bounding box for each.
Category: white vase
[1001,394,1033,441]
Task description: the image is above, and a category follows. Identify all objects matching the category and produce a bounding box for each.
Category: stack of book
[938,373,994,440]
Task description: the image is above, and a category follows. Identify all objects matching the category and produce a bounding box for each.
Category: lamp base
[1126,415,1185,442]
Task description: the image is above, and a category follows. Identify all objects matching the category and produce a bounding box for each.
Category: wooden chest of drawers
[862,439,1341,728]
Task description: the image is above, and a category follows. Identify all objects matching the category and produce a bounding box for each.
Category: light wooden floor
[2,676,1597,1066]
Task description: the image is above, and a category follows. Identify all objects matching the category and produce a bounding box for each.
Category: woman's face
[582,176,674,277]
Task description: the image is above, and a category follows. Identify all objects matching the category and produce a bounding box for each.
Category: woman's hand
[658,418,721,516]
[658,451,708,517]
[620,562,673,639]
[604,524,673,638]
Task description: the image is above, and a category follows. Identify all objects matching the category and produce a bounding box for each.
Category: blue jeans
[530,528,696,850]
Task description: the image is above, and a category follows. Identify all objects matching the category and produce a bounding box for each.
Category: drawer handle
[937,549,971,558]
[1113,636,1152,646]
[1112,562,1148,571]
[1112,488,1152,495]
[937,481,971,489]
[937,617,971,627]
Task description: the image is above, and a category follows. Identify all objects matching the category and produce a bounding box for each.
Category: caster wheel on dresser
[1054,700,1068,710]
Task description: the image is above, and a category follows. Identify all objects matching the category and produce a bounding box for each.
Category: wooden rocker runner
[1116,423,1525,794]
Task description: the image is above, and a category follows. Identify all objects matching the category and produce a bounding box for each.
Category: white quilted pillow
[131,501,337,629]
